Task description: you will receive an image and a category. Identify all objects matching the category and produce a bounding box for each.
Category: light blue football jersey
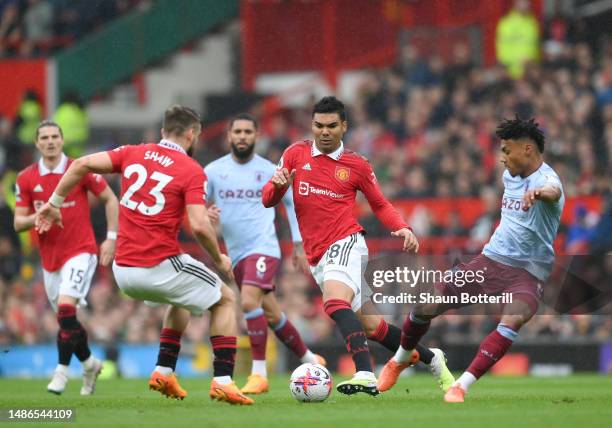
[204,154,301,266]
[483,162,565,281]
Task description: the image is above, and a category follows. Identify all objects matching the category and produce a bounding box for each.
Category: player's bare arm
[13,206,37,232]
[391,227,420,253]
[186,204,234,282]
[96,186,119,266]
[271,168,296,189]
[291,241,310,273]
[522,184,562,210]
[36,152,114,233]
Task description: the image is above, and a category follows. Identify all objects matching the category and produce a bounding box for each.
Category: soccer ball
[289,363,332,402]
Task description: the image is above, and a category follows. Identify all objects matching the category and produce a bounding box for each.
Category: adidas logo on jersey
[302,163,312,171]
[33,184,43,192]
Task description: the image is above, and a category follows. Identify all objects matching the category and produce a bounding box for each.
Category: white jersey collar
[159,139,186,155]
[38,153,68,176]
[312,140,344,160]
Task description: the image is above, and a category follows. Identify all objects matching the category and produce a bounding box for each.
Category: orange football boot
[240,374,269,394]
[148,371,187,400]
[444,385,466,403]
[377,349,420,392]
[210,380,254,405]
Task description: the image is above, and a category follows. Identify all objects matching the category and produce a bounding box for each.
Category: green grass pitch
[1,374,611,427]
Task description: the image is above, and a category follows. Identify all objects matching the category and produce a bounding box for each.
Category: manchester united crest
[335,166,350,182]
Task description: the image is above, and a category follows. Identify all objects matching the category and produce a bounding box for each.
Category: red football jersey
[262,141,408,265]
[15,154,107,272]
[107,140,207,267]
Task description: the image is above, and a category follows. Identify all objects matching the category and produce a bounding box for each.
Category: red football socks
[466,330,514,379]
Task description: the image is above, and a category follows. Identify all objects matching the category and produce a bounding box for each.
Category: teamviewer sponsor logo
[298,181,310,195]
[298,181,344,199]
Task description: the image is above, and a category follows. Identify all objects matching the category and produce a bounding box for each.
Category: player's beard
[231,142,255,160]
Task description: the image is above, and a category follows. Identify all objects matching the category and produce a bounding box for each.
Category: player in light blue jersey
[205,114,324,394]
[379,116,565,402]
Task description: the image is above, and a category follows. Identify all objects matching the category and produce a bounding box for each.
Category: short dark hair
[36,120,63,140]
[163,105,201,136]
[496,116,545,153]
[312,96,346,121]
[228,113,258,130]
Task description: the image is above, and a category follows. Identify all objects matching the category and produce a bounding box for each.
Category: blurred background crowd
[0,0,611,356]
[0,0,146,58]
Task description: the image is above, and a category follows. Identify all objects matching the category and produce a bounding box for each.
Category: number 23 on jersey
[120,163,173,216]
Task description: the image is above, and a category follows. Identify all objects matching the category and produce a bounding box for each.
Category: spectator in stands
[594,56,612,107]
[542,0,571,61]
[444,43,475,92]
[590,193,612,253]
[496,0,540,79]
[398,44,437,88]
[53,91,89,158]
[0,0,23,57]
[0,0,145,57]
[0,114,13,172]
[0,186,21,281]
[0,115,33,265]
[469,187,500,248]
[14,90,42,146]
[20,0,53,57]
[53,0,92,39]
[565,204,597,254]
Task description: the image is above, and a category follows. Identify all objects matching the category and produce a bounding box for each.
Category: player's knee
[501,310,533,331]
[501,299,535,330]
[264,310,281,326]
[220,285,237,306]
[57,295,78,306]
[262,302,281,325]
[241,296,258,313]
[412,303,437,320]
[361,316,380,337]
[500,314,528,331]
[363,325,377,337]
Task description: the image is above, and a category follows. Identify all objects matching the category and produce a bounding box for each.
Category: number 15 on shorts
[69,268,85,292]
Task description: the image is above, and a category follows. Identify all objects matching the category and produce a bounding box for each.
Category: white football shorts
[112,253,222,316]
[43,252,98,312]
[310,232,371,311]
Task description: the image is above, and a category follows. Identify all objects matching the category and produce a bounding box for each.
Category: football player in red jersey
[263,97,454,395]
[205,114,325,395]
[36,106,253,405]
[14,120,119,396]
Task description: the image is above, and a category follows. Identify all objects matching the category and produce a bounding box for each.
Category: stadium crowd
[0,0,146,57]
[1,10,611,350]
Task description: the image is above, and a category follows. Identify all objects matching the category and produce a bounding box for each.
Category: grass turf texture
[1,374,610,428]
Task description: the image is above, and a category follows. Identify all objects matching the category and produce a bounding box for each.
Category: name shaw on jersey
[144,151,174,167]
